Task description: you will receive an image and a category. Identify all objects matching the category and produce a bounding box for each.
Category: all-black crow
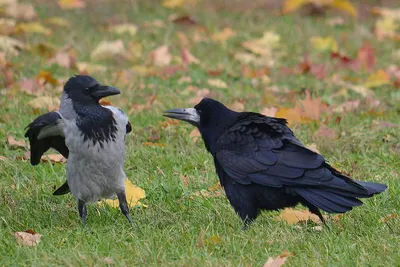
[25,75,133,226]
[164,98,387,227]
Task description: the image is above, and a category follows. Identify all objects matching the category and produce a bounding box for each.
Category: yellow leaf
[375,18,399,40]
[16,22,51,35]
[45,17,71,28]
[58,0,85,9]
[27,96,60,111]
[275,208,322,224]
[281,0,310,14]
[310,36,338,52]
[208,78,227,89]
[211,27,236,43]
[275,107,304,125]
[242,31,280,56]
[103,179,146,208]
[36,70,59,86]
[91,39,126,61]
[162,0,197,9]
[364,70,391,88]
[331,0,357,17]
[109,23,138,37]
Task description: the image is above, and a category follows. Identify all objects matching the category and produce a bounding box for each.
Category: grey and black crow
[164,98,387,227]
[25,75,133,226]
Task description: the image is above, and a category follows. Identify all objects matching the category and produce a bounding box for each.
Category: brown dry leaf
[14,230,42,246]
[104,257,114,265]
[143,142,167,148]
[357,41,375,71]
[188,88,211,105]
[16,22,52,35]
[6,135,27,149]
[275,107,304,125]
[230,101,245,112]
[299,90,328,121]
[177,76,192,84]
[109,23,138,37]
[41,154,66,164]
[48,51,76,69]
[27,96,60,111]
[0,155,8,161]
[0,18,16,35]
[36,70,59,86]
[58,0,86,9]
[4,2,37,21]
[264,251,295,267]
[0,35,24,55]
[261,107,277,117]
[334,100,360,113]
[190,183,224,199]
[208,78,227,89]
[18,78,42,96]
[282,0,357,17]
[364,70,391,88]
[181,48,199,65]
[172,15,197,26]
[91,40,126,61]
[30,42,57,58]
[189,128,201,143]
[313,124,336,139]
[275,208,322,224]
[211,27,236,43]
[149,45,172,67]
[380,213,399,223]
[102,179,146,208]
[181,175,189,187]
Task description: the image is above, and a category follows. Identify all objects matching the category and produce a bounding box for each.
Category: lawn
[0,0,399,266]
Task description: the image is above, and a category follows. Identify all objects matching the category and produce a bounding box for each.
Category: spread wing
[214,113,368,195]
[25,111,68,165]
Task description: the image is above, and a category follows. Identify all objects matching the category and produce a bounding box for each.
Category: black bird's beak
[92,85,121,100]
[163,108,200,126]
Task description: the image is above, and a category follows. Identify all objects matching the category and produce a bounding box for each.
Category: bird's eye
[84,88,90,94]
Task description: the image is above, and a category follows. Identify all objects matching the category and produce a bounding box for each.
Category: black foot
[53,181,70,195]
[78,199,87,227]
[117,190,133,226]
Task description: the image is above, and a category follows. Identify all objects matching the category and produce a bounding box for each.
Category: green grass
[1,0,399,266]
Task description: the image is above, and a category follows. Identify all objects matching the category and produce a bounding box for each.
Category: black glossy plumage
[192,98,387,225]
[25,112,68,165]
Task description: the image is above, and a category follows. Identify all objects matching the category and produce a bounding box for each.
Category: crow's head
[164,98,237,132]
[64,75,120,105]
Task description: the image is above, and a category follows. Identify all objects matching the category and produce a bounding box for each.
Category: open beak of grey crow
[163,108,200,126]
[92,85,121,100]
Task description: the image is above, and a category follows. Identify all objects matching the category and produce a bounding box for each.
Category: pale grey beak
[163,108,200,126]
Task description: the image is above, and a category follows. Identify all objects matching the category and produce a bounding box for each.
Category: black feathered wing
[25,111,69,165]
[214,113,386,213]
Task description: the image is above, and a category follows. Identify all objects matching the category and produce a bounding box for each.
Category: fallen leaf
[162,0,197,9]
[241,66,269,78]
[181,48,199,65]
[205,235,221,246]
[313,124,336,139]
[0,155,7,161]
[91,40,126,61]
[310,36,338,52]
[282,0,357,17]
[27,96,60,111]
[261,107,277,117]
[17,78,42,95]
[128,94,157,115]
[41,154,66,163]
[230,101,245,112]
[189,128,201,143]
[334,100,360,113]
[275,107,304,125]
[16,22,52,35]
[0,35,24,55]
[48,51,76,69]
[172,15,197,26]
[104,257,114,265]
[109,23,138,36]
[371,7,400,21]
[208,78,227,88]
[211,27,236,43]
[77,62,107,73]
[6,135,27,149]
[264,250,295,267]
[276,208,322,224]
[375,17,399,41]
[242,31,280,56]
[181,174,189,187]
[30,42,57,58]
[103,179,146,208]
[58,0,86,9]
[298,90,327,121]
[14,230,42,246]
[357,41,375,71]
[143,142,167,148]
[4,2,37,21]
[149,45,172,67]
[196,230,204,247]
[36,71,59,86]
[0,18,16,35]
[364,70,391,88]
[380,213,399,223]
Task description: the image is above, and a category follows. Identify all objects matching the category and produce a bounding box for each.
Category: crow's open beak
[92,85,121,100]
[163,108,200,126]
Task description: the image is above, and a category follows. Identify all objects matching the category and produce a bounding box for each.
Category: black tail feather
[53,182,70,195]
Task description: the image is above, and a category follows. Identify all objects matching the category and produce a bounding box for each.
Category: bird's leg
[78,199,87,227]
[116,190,133,226]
